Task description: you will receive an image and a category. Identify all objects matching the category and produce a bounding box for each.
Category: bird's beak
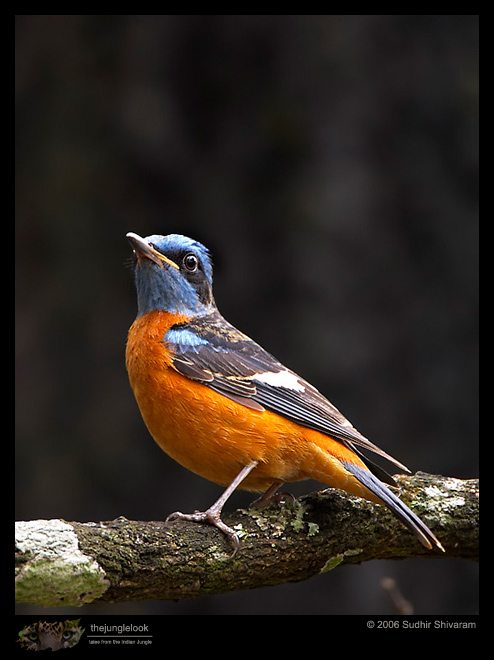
[126,232,179,270]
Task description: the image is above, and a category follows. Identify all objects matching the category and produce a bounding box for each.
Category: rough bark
[15,472,478,607]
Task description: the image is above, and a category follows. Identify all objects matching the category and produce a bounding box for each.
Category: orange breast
[126,310,379,501]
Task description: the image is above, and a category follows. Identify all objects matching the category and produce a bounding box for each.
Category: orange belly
[126,310,379,502]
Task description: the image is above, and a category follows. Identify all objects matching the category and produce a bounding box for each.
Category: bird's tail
[342,461,445,552]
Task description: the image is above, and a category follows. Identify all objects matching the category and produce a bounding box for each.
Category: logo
[17,619,84,652]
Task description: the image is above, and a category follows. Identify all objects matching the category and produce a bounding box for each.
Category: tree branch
[15,472,478,607]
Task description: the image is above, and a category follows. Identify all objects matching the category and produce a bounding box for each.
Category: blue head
[127,232,216,317]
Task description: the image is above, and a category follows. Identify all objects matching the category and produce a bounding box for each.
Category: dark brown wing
[165,310,410,479]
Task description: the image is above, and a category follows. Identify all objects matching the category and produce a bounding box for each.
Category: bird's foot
[166,508,240,556]
[249,490,296,509]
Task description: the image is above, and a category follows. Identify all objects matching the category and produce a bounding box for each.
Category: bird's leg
[249,482,296,508]
[166,460,259,555]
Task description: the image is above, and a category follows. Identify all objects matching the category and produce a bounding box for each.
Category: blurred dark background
[15,15,478,615]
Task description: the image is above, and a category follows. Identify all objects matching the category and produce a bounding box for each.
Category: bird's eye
[183,253,199,272]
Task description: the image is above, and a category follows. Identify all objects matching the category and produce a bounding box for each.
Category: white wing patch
[253,370,306,392]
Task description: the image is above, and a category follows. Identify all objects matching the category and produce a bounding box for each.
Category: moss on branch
[15,472,478,607]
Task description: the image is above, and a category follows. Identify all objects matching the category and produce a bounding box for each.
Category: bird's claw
[166,508,240,556]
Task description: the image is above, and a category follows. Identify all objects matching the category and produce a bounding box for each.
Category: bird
[125,231,444,555]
